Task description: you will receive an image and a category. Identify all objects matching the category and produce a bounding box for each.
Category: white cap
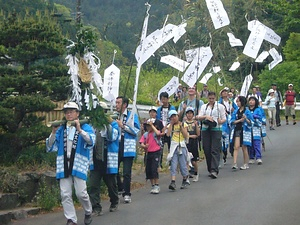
[149,106,157,112]
[268,89,275,94]
[63,102,79,110]
[288,83,293,87]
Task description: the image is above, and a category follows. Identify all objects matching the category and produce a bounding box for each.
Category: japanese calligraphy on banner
[103,64,120,102]
[173,22,187,43]
[181,46,213,87]
[240,74,253,97]
[135,23,179,66]
[160,55,190,72]
[205,0,230,29]
[268,48,282,70]
[157,76,179,101]
[184,48,198,63]
[243,23,266,59]
[248,20,281,46]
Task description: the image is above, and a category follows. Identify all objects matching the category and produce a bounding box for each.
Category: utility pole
[76,0,81,25]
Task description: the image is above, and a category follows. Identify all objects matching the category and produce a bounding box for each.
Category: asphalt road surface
[13,123,300,225]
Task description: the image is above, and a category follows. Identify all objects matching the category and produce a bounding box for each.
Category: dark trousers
[275,102,281,125]
[202,130,222,174]
[117,156,134,197]
[89,170,119,210]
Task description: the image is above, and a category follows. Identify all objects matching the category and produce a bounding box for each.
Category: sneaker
[192,174,199,182]
[270,127,275,130]
[109,204,118,212]
[277,124,281,127]
[150,185,155,194]
[210,172,218,179]
[92,208,103,216]
[249,159,255,164]
[66,220,77,225]
[84,214,92,225]
[123,195,131,203]
[180,180,189,189]
[168,182,176,191]
[257,159,263,165]
[152,185,160,194]
[186,178,191,185]
[286,121,289,125]
[240,164,249,170]
[232,164,238,170]
[293,122,297,125]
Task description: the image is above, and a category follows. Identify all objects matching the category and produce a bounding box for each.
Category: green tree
[0,11,67,165]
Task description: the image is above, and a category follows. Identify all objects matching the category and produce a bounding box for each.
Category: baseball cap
[63,102,79,111]
[271,83,277,86]
[186,106,194,114]
[268,89,275,94]
[168,110,178,118]
[288,83,293,87]
[149,106,157,112]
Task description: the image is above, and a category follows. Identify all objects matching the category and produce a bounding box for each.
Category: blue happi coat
[123,111,140,157]
[46,123,95,180]
[230,108,253,146]
[249,107,263,140]
[90,120,120,174]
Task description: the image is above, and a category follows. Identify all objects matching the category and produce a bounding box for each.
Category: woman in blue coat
[230,96,253,170]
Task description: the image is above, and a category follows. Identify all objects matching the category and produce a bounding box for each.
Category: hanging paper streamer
[157,76,179,101]
[103,64,120,102]
[160,55,190,72]
[66,54,82,109]
[229,61,240,71]
[213,66,221,73]
[240,74,253,97]
[205,0,230,29]
[268,48,282,70]
[199,73,213,85]
[243,23,266,59]
[173,22,187,43]
[217,77,224,86]
[248,20,281,46]
[181,46,213,87]
[255,51,270,63]
[184,48,198,63]
[227,33,243,47]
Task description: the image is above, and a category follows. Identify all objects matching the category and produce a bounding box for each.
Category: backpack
[184,99,200,116]
[143,132,162,147]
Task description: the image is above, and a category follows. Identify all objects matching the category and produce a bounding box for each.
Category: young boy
[185,107,200,182]
[139,118,162,194]
[166,110,189,190]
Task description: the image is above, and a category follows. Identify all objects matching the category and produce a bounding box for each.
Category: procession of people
[46,83,297,225]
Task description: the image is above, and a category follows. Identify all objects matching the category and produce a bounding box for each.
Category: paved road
[13,124,300,225]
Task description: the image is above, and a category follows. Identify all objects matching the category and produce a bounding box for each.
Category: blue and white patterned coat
[46,124,95,180]
[123,111,140,157]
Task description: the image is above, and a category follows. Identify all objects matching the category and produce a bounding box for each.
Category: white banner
[213,66,221,73]
[227,33,243,47]
[255,51,270,63]
[199,73,213,84]
[268,48,282,70]
[205,0,230,29]
[243,23,266,59]
[135,4,151,67]
[184,48,198,63]
[103,64,120,102]
[173,22,187,43]
[160,55,190,72]
[229,61,240,71]
[240,74,253,97]
[136,23,182,66]
[157,76,179,101]
[181,47,213,87]
[248,20,281,46]
[217,77,224,86]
